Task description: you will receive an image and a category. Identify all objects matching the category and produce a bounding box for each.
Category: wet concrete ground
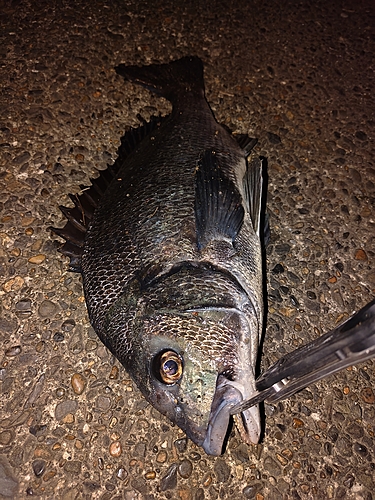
[1,0,375,498]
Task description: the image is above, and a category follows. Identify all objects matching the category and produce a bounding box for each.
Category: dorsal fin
[115,56,205,105]
[49,116,165,272]
[194,150,245,251]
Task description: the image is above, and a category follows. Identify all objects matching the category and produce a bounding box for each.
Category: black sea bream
[52,56,265,455]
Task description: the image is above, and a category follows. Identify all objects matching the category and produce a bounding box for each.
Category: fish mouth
[202,374,260,456]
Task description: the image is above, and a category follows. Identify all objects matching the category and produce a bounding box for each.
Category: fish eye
[152,350,183,385]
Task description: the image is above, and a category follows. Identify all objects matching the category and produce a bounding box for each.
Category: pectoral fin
[242,157,264,236]
[194,150,245,251]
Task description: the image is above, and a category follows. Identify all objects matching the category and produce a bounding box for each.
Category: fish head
[105,290,261,455]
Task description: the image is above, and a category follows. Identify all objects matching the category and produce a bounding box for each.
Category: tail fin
[115,56,205,104]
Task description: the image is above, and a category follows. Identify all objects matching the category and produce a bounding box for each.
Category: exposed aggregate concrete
[1,0,374,498]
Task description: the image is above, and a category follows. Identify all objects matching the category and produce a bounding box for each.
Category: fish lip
[202,376,243,456]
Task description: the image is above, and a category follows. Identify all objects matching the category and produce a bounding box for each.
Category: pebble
[38,300,58,317]
[292,417,304,428]
[276,453,288,466]
[0,430,13,445]
[109,441,122,457]
[3,276,24,292]
[53,332,65,342]
[243,483,262,498]
[116,467,128,480]
[96,395,111,411]
[214,459,230,483]
[354,249,368,261]
[360,387,375,404]
[268,131,281,144]
[263,456,282,477]
[55,400,78,421]
[178,459,193,479]
[279,306,297,318]
[28,254,46,264]
[15,298,32,312]
[109,366,119,379]
[0,318,18,334]
[32,459,46,477]
[61,319,76,332]
[4,345,22,357]
[174,437,188,453]
[64,461,82,474]
[71,373,87,395]
[156,451,168,463]
[353,442,367,457]
[271,263,285,274]
[0,456,19,498]
[145,471,156,480]
[160,463,178,491]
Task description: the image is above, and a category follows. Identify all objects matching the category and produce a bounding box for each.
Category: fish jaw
[202,374,261,456]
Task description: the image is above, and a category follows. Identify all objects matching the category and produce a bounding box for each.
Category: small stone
[85,340,98,351]
[71,373,86,395]
[174,437,188,453]
[271,263,284,274]
[56,387,65,398]
[282,449,293,460]
[53,332,65,342]
[116,467,128,480]
[354,249,368,261]
[3,276,24,292]
[178,459,193,479]
[55,400,78,421]
[109,441,122,457]
[5,345,22,357]
[160,463,178,491]
[64,461,82,474]
[360,387,375,404]
[276,453,288,466]
[275,243,291,255]
[0,318,18,334]
[28,254,46,264]
[279,306,297,318]
[38,300,58,317]
[61,319,76,332]
[109,366,119,379]
[96,395,111,411]
[214,459,230,483]
[263,456,282,476]
[0,430,13,445]
[15,298,32,312]
[62,413,75,424]
[32,459,46,477]
[34,447,52,460]
[293,418,304,428]
[268,132,281,144]
[156,451,167,463]
[354,442,368,457]
[355,131,367,141]
[243,483,262,498]
[145,471,156,480]
[0,456,19,497]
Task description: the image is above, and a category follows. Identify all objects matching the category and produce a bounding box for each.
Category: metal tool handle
[230,298,375,415]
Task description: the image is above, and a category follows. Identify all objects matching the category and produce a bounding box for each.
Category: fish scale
[51,56,265,455]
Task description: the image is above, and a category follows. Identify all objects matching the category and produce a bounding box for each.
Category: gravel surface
[1,0,374,498]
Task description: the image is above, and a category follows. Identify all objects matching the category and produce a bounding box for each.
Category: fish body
[52,57,264,455]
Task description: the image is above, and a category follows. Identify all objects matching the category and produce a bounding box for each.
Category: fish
[51,56,265,456]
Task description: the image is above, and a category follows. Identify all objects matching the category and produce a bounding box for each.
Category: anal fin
[195,150,244,251]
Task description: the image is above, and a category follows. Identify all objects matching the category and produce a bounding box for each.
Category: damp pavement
[1,0,375,498]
